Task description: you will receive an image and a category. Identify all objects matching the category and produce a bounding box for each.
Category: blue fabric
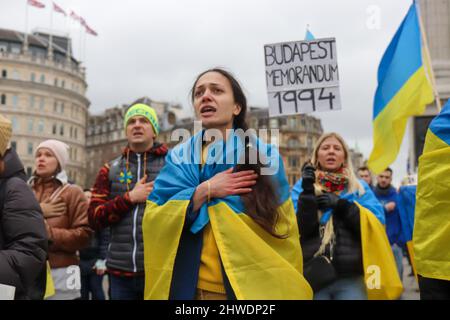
[149,129,290,234]
[314,276,368,300]
[398,185,416,242]
[391,243,404,281]
[109,274,145,300]
[428,99,450,145]
[305,29,315,41]
[374,186,404,245]
[80,273,105,300]
[373,3,423,119]
[291,178,385,225]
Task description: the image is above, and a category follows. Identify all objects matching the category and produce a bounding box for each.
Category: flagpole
[415,0,442,111]
[24,0,29,53]
[49,3,54,59]
[79,19,82,63]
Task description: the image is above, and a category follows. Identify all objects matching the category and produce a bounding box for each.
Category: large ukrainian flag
[368,2,434,174]
[142,131,312,300]
[413,99,450,281]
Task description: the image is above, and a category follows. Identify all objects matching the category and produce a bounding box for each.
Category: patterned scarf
[316,167,349,194]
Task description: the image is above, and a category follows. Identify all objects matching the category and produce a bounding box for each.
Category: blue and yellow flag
[305,28,315,41]
[143,130,312,300]
[292,180,403,299]
[413,99,450,281]
[368,2,434,174]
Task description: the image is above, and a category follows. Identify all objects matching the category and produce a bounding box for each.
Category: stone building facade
[0,28,89,185]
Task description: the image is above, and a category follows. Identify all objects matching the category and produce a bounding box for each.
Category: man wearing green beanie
[88,103,168,300]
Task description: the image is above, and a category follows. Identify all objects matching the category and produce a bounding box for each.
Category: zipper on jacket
[132,153,141,273]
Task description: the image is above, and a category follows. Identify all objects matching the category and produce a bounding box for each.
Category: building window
[60,124,64,136]
[10,141,17,151]
[30,73,36,82]
[288,156,300,168]
[40,74,45,83]
[12,95,18,108]
[307,136,313,150]
[288,117,297,129]
[54,101,58,112]
[11,117,18,131]
[269,118,278,129]
[301,118,306,127]
[29,95,35,108]
[74,128,78,139]
[1,69,6,78]
[287,138,300,148]
[52,123,57,135]
[40,97,45,110]
[1,94,6,105]
[28,119,34,133]
[70,126,73,138]
[60,103,64,114]
[61,80,65,88]
[27,142,33,155]
[74,148,77,161]
[54,78,58,86]
[38,120,44,133]
[12,70,20,80]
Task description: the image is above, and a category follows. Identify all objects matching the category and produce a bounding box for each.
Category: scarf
[316,167,349,194]
[314,167,349,258]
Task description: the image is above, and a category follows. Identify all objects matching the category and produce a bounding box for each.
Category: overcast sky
[0,0,414,185]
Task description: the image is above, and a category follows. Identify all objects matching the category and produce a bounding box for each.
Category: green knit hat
[124,103,160,136]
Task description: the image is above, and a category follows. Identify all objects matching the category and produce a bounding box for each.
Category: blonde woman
[291,133,402,300]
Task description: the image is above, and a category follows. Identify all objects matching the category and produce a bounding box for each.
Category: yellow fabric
[142,199,188,299]
[44,261,55,299]
[368,66,434,174]
[413,131,450,281]
[406,241,418,281]
[209,199,312,300]
[357,203,404,300]
[198,224,225,294]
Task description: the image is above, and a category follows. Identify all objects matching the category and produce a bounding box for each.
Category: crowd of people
[0,68,448,300]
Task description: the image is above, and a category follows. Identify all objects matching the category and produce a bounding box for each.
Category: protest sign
[264,38,341,117]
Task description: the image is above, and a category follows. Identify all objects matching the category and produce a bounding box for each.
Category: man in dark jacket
[374,168,404,281]
[88,104,168,300]
[0,115,48,299]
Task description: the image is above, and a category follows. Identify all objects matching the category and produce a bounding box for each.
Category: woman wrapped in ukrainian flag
[142,68,312,300]
[291,132,403,300]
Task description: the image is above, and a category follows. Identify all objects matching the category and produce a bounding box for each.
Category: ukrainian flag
[142,130,312,300]
[368,2,434,174]
[413,99,450,281]
[292,180,403,299]
[305,28,315,41]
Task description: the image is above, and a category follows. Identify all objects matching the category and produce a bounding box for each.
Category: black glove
[301,165,316,194]
[316,193,340,210]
